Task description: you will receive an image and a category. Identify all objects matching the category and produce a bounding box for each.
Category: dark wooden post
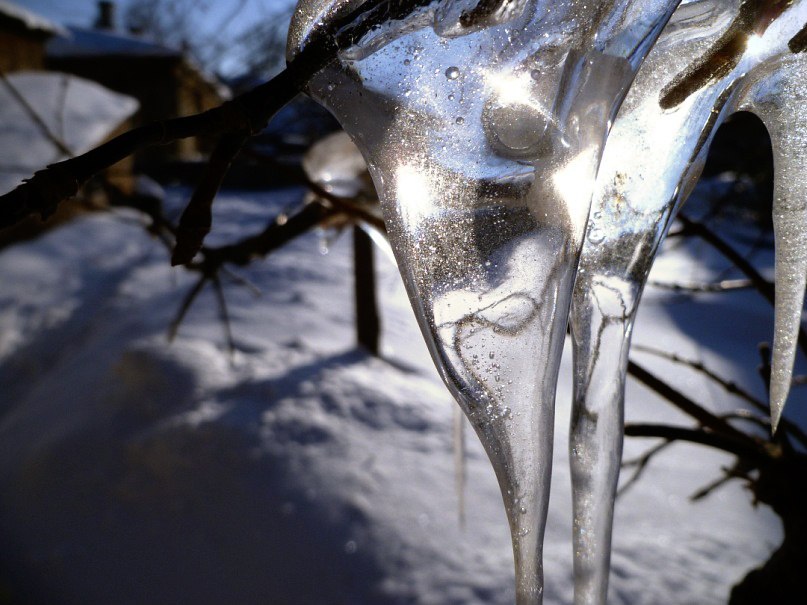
[353,224,380,355]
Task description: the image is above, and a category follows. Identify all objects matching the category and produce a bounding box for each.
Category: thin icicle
[736,54,807,431]
[453,404,466,527]
[569,3,807,602]
[569,278,634,605]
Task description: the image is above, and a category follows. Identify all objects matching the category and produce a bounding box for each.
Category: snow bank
[0,188,784,603]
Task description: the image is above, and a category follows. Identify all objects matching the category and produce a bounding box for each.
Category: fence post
[353,224,380,355]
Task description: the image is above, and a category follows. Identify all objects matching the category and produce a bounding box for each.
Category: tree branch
[623,422,769,464]
[627,359,763,447]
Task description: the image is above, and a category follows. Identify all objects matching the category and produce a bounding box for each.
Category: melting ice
[287,0,807,603]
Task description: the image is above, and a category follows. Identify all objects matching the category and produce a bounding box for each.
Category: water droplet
[445,66,460,80]
[587,228,605,245]
[530,69,541,81]
[448,93,455,101]
[403,58,411,66]
[455,116,464,125]
[483,101,553,158]
[344,540,357,554]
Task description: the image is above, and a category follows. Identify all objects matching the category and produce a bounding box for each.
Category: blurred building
[0,0,64,72]
[46,1,228,173]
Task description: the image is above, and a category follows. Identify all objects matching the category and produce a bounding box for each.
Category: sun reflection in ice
[745,34,766,60]
[396,164,433,226]
[552,150,597,225]
[485,70,535,105]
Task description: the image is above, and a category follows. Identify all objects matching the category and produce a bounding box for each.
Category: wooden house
[46,2,228,173]
[0,0,63,72]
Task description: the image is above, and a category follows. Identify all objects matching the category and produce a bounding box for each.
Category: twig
[200,200,336,269]
[172,132,248,265]
[632,344,768,411]
[647,278,752,293]
[618,440,673,497]
[306,179,386,232]
[627,359,759,446]
[689,461,750,501]
[168,274,208,341]
[211,275,236,355]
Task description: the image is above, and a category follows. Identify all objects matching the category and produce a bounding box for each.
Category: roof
[47,25,181,59]
[0,0,66,36]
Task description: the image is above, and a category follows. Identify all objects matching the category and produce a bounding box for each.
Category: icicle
[453,404,467,527]
[288,0,807,601]
[736,54,807,432]
[568,3,807,602]
[288,1,679,602]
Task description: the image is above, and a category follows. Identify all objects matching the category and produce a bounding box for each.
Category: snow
[0,1,65,36]
[0,186,785,603]
[0,71,138,194]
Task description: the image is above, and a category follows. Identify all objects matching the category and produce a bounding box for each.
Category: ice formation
[287,0,807,603]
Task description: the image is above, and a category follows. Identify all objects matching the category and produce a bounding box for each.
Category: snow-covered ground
[0,187,788,604]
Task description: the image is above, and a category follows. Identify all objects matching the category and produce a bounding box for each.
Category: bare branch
[623,422,770,464]
[632,344,768,411]
[168,275,208,342]
[172,132,248,265]
[627,359,760,446]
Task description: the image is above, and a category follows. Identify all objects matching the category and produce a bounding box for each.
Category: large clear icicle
[568,2,807,602]
[736,53,807,433]
[288,0,807,600]
[288,1,678,602]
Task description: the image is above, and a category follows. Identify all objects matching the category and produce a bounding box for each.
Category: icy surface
[289,0,807,602]
[0,188,783,603]
[0,71,138,194]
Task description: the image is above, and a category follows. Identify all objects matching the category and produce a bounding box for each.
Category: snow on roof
[47,25,181,59]
[0,0,65,36]
[0,71,139,194]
